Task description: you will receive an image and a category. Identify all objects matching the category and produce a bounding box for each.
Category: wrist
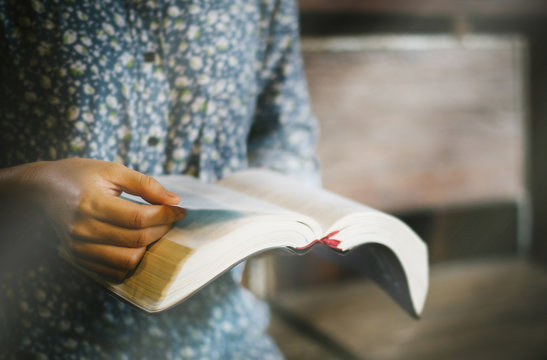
[0,161,51,205]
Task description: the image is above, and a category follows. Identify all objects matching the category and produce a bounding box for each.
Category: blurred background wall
[253,0,547,289]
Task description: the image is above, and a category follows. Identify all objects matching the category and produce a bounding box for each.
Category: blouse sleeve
[247,0,320,185]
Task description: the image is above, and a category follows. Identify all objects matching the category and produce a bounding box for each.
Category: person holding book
[0,0,318,358]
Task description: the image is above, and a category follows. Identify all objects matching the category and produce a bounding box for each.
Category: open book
[61,169,429,316]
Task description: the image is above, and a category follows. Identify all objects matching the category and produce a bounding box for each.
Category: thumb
[112,166,180,205]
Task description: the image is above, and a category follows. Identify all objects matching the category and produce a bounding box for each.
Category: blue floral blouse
[0,0,318,358]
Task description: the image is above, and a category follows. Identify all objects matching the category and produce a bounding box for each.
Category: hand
[29,158,185,281]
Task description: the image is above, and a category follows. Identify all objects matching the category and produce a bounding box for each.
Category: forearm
[0,162,51,251]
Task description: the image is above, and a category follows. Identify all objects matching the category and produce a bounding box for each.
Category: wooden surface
[305,36,525,212]
[268,315,341,359]
[299,0,547,17]
[268,257,547,360]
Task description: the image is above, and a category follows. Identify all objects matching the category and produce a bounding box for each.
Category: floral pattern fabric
[0,0,318,358]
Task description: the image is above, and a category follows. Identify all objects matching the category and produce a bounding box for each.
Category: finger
[107,164,180,205]
[71,217,172,247]
[76,258,129,282]
[89,196,185,229]
[71,241,147,271]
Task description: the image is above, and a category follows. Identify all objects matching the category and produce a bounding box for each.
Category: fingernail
[167,191,180,200]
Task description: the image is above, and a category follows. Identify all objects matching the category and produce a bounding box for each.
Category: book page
[124,174,321,251]
[123,174,288,214]
[218,169,378,231]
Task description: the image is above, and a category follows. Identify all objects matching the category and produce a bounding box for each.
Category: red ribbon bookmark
[296,230,342,251]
